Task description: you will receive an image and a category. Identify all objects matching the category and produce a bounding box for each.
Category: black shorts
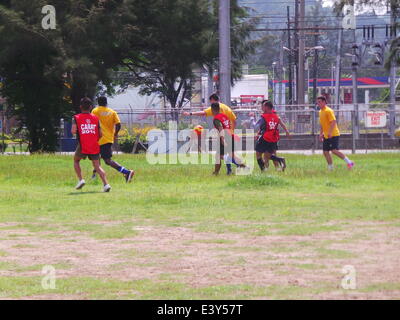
[255,138,278,154]
[100,143,113,160]
[323,136,340,151]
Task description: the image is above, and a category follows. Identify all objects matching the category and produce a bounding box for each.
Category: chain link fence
[56,104,400,153]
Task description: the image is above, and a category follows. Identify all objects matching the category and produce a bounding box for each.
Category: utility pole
[334,27,343,109]
[389,8,397,138]
[278,36,284,108]
[298,0,306,107]
[294,0,299,105]
[352,45,359,140]
[219,0,231,106]
[287,6,293,104]
[312,25,319,105]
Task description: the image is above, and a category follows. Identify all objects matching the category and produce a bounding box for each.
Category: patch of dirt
[0,221,399,299]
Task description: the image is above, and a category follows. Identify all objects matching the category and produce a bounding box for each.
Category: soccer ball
[395,127,400,137]
[194,125,204,136]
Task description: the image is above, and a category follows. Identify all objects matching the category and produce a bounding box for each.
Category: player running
[317,96,354,170]
[72,98,111,192]
[211,103,246,175]
[91,97,134,182]
[255,100,290,172]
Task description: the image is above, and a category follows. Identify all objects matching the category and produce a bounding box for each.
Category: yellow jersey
[92,106,121,145]
[319,106,340,138]
[204,103,236,129]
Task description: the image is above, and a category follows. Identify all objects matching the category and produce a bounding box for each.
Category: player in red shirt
[255,100,290,171]
[71,97,111,192]
[211,103,247,175]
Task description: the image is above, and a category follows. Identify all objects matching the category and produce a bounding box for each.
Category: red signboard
[240,95,265,104]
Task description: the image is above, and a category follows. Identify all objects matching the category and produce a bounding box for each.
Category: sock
[226,164,232,173]
[232,158,240,167]
[343,157,352,165]
[328,164,334,170]
[257,158,265,171]
[270,155,283,162]
[118,167,130,175]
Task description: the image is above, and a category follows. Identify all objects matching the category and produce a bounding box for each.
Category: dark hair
[211,102,220,113]
[262,100,274,109]
[80,97,92,111]
[209,93,220,101]
[317,95,326,102]
[97,96,108,106]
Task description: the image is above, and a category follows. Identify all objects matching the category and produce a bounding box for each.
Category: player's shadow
[67,191,103,196]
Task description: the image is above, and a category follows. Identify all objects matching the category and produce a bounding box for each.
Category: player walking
[317,96,354,170]
[91,97,134,182]
[72,98,111,192]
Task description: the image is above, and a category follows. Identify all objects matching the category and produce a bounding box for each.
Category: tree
[0,1,70,152]
[0,0,134,151]
[118,0,259,117]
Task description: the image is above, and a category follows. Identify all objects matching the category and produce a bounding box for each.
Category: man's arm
[71,117,77,135]
[254,118,264,132]
[114,123,121,138]
[98,122,103,140]
[278,118,290,137]
[182,111,206,116]
[328,120,337,138]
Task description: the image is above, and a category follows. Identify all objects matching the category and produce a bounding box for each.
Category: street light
[271,61,277,104]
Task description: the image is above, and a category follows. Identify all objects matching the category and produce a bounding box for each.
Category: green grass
[0,275,335,300]
[0,153,399,299]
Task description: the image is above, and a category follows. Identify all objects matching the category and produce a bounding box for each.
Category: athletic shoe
[280,158,287,171]
[91,170,97,180]
[75,179,86,190]
[347,162,355,170]
[103,184,111,192]
[125,170,135,183]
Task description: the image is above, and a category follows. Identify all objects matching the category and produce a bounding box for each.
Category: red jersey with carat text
[74,113,100,154]
[261,113,280,143]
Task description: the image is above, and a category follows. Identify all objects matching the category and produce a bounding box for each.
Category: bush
[0,134,10,152]
[118,135,135,153]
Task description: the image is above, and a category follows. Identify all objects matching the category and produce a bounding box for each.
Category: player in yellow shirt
[182,94,237,129]
[182,94,243,173]
[91,97,134,182]
[317,96,354,170]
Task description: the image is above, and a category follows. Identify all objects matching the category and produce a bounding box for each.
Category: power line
[251,25,394,32]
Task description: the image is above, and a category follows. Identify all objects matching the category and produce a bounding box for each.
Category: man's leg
[329,136,354,169]
[74,156,86,189]
[332,149,354,169]
[101,144,134,182]
[263,152,272,168]
[271,151,280,169]
[256,151,265,171]
[92,160,111,192]
[92,160,109,186]
[323,151,334,170]
[213,154,223,175]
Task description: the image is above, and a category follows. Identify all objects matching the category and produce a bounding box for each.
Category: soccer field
[0,153,399,299]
